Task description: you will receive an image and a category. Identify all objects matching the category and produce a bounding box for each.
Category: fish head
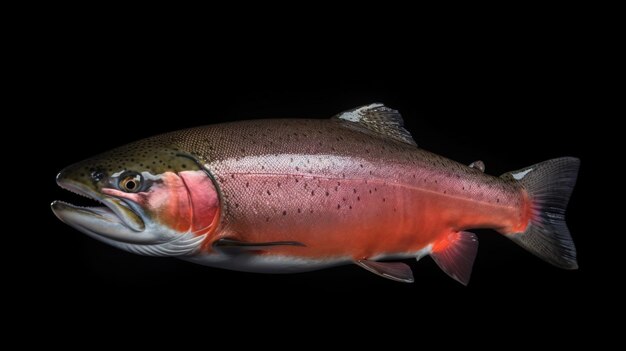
[51,138,220,256]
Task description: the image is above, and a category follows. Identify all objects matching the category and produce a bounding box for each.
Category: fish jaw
[51,200,161,244]
[51,176,160,244]
[51,201,207,256]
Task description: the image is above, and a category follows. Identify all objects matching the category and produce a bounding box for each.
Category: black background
[15,20,613,340]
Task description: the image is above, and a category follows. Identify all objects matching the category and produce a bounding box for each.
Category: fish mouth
[51,177,152,244]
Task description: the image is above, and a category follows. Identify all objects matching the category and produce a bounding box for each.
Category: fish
[51,103,579,285]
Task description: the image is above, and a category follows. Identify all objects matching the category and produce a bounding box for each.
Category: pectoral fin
[355,260,414,283]
[213,238,305,253]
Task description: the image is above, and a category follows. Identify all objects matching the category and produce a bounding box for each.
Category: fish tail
[501,157,580,269]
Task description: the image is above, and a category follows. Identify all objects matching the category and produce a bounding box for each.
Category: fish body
[52,104,579,284]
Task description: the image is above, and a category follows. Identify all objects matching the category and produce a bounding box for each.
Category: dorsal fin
[334,103,417,147]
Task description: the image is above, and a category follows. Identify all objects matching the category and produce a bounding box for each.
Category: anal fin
[431,231,479,286]
[355,260,414,283]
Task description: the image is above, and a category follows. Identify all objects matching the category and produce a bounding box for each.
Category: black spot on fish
[283,211,287,216]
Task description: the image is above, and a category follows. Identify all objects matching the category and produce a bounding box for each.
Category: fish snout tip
[56,168,68,186]
[55,166,80,188]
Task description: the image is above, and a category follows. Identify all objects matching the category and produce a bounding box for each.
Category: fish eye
[119,172,143,193]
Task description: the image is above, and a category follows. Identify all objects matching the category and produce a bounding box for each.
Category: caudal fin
[501,157,580,269]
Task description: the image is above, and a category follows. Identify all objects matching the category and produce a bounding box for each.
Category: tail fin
[501,157,580,269]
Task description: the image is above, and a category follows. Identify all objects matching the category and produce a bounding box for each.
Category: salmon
[51,103,579,285]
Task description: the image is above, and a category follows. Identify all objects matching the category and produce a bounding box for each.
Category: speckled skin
[55,98,586,283]
[170,118,528,261]
[58,117,530,271]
